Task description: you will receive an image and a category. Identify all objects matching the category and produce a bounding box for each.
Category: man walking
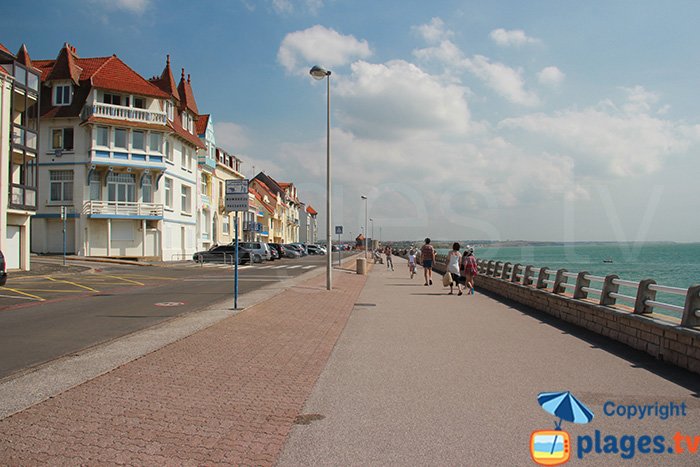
[420,238,436,286]
[385,245,394,271]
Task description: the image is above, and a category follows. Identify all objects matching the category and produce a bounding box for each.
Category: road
[0,253,346,380]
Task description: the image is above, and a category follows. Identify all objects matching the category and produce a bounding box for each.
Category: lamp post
[361,195,368,258]
[310,65,332,291]
[370,218,374,250]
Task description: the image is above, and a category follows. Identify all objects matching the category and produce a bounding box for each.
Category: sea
[435,242,700,314]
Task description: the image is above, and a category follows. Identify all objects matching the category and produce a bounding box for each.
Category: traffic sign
[335,226,343,235]
[226,179,249,212]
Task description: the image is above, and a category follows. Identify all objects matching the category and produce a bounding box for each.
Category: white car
[239,242,272,262]
[307,244,326,255]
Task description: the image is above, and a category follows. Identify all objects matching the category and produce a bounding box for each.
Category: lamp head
[310,65,330,80]
[361,195,367,200]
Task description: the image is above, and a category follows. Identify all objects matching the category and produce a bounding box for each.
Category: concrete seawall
[430,257,700,375]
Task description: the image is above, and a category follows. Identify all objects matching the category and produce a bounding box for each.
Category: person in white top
[446,242,464,295]
[408,247,417,279]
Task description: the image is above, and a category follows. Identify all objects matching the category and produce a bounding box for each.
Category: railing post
[633,279,657,314]
[680,284,700,327]
[487,260,495,275]
[600,274,619,306]
[552,269,568,294]
[501,262,511,279]
[536,267,549,289]
[494,261,502,277]
[573,271,590,300]
[511,264,521,283]
[523,265,534,286]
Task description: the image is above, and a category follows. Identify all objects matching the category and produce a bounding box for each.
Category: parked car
[280,244,301,258]
[285,243,307,256]
[307,244,326,255]
[269,246,279,261]
[193,244,251,264]
[239,242,272,263]
[0,250,7,286]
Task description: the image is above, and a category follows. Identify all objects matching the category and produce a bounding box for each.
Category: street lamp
[310,65,332,291]
[361,195,368,258]
[369,218,374,250]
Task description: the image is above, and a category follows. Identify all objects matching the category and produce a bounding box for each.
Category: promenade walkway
[0,256,698,465]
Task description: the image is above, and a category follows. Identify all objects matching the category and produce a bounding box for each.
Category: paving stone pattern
[0,269,366,466]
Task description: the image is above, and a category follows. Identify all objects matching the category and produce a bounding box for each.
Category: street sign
[226,179,249,212]
[335,226,343,235]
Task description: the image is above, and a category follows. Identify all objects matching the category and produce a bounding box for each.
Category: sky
[2,0,700,243]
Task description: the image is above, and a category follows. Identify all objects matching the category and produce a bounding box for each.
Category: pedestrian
[446,242,463,295]
[461,245,478,295]
[385,245,394,271]
[408,246,417,279]
[420,237,436,286]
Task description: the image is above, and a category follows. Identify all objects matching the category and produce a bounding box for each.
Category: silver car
[239,242,272,263]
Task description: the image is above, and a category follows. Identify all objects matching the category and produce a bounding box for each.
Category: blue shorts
[423,260,433,268]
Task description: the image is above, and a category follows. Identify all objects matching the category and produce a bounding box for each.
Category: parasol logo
[530,391,594,466]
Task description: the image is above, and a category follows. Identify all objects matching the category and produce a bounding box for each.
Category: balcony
[12,125,38,151]
[83,201,164,218]
[83,103,167,125]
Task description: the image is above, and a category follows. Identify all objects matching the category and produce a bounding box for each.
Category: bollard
[633,279,656,314]
[356,257,367,275]
[523,265,535,286]
[536,267,550,289]
[501,262,511,280]
[681,284,700,327]
[511,264,522,283]
[552,269,568,294]
[573,271,590,300]
[600,274,619,306]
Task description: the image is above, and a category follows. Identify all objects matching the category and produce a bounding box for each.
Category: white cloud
[272,0,294,14]
[278,25,372,75]
[538,66,565,87]
[621,85,659,114]
[499,91,697,177]
[270,0,324,14]
[88,0,150,13]
[334,60,471,139]
[465,55,540,106]
[413,17,453,44]
[489,28,540,47]
[214,121,252,153]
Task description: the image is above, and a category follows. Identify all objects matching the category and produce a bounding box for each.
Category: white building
[0,44,40,270]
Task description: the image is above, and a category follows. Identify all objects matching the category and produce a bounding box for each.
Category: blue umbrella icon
[537,391,594,455]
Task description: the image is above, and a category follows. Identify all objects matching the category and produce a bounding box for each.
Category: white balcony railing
[83,201,164,217]
[83,103,167,125]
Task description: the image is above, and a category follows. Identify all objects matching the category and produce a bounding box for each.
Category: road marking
[11,289,85,293]
[101,275,145,286]
[286,265,302,269]
[273,265,287,269]
[47,277,98,292]
[258,266,273,269]
[0,288,44,301]
[302,265,315,269]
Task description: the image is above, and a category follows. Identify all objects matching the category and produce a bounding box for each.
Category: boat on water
[603,258,613,263]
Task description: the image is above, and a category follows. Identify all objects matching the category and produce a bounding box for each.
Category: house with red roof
[0,43,41,270]
[30,43,204,260]
[300,204,318,244]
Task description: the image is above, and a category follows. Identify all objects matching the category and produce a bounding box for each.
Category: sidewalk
[0,260,368,465]
[279,258,700,466]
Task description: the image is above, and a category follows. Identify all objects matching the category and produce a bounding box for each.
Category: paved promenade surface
[0,263,367,465]
[280,258,700,466]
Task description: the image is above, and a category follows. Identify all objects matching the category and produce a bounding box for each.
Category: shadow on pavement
[477,288,700,397]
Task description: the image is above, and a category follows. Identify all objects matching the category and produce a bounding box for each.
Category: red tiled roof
[0,43,11,55]
[167,112,205,149]
[250,187,274,214]
[15,44,34,70]
[177,69,199,115]
[196,114,209,136]
[306,205,318,215]
[46,43,83,84]
[0,67,8,76]
[91,56,169,98]
[149,55,180,102]
[82,116,172,132]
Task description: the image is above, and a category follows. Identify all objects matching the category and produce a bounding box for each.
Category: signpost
[335,226,343,267]
[226,179,249,310]
[61,206,67,266]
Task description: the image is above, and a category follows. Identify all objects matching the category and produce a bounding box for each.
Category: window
[133,97,146,109]
[181,146,187,169]
[181,185,191,214]
[89,172,101,201]
[165,140,173,162]
[114,128,127,149]
[96,126,109,147]
[164,178,173,209]
[142,174,152,203]
[201,175,209,197]
[51,128,74,151]
[166,101,174,121]
[149,133,162,153]
[103,93,123,106]
[53,84,72,106]
[107,173,135,203]
[132,130,145,151]
[223,215,230,235]
[49,170,73,202]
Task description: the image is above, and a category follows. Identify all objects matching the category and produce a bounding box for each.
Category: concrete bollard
[356,257,367,275]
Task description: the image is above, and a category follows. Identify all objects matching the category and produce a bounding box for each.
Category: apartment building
[210,145,245,245]
[0,44,40,270]
[299,204,318,244]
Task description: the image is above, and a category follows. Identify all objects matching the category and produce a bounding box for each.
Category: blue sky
[3,0,700,242]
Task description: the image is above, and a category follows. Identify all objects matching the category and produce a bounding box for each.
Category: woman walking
[446,242,463,295]
[420,238,436,286]
[408,247,417,279]
[461,246,478,295]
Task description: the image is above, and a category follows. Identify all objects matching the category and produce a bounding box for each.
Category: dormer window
[53,84,72,106]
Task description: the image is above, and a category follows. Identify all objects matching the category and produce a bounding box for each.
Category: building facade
[0,44,40,270]
[299,204,318,244]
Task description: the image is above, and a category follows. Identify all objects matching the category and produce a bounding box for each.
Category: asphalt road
[0,253,345,379]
